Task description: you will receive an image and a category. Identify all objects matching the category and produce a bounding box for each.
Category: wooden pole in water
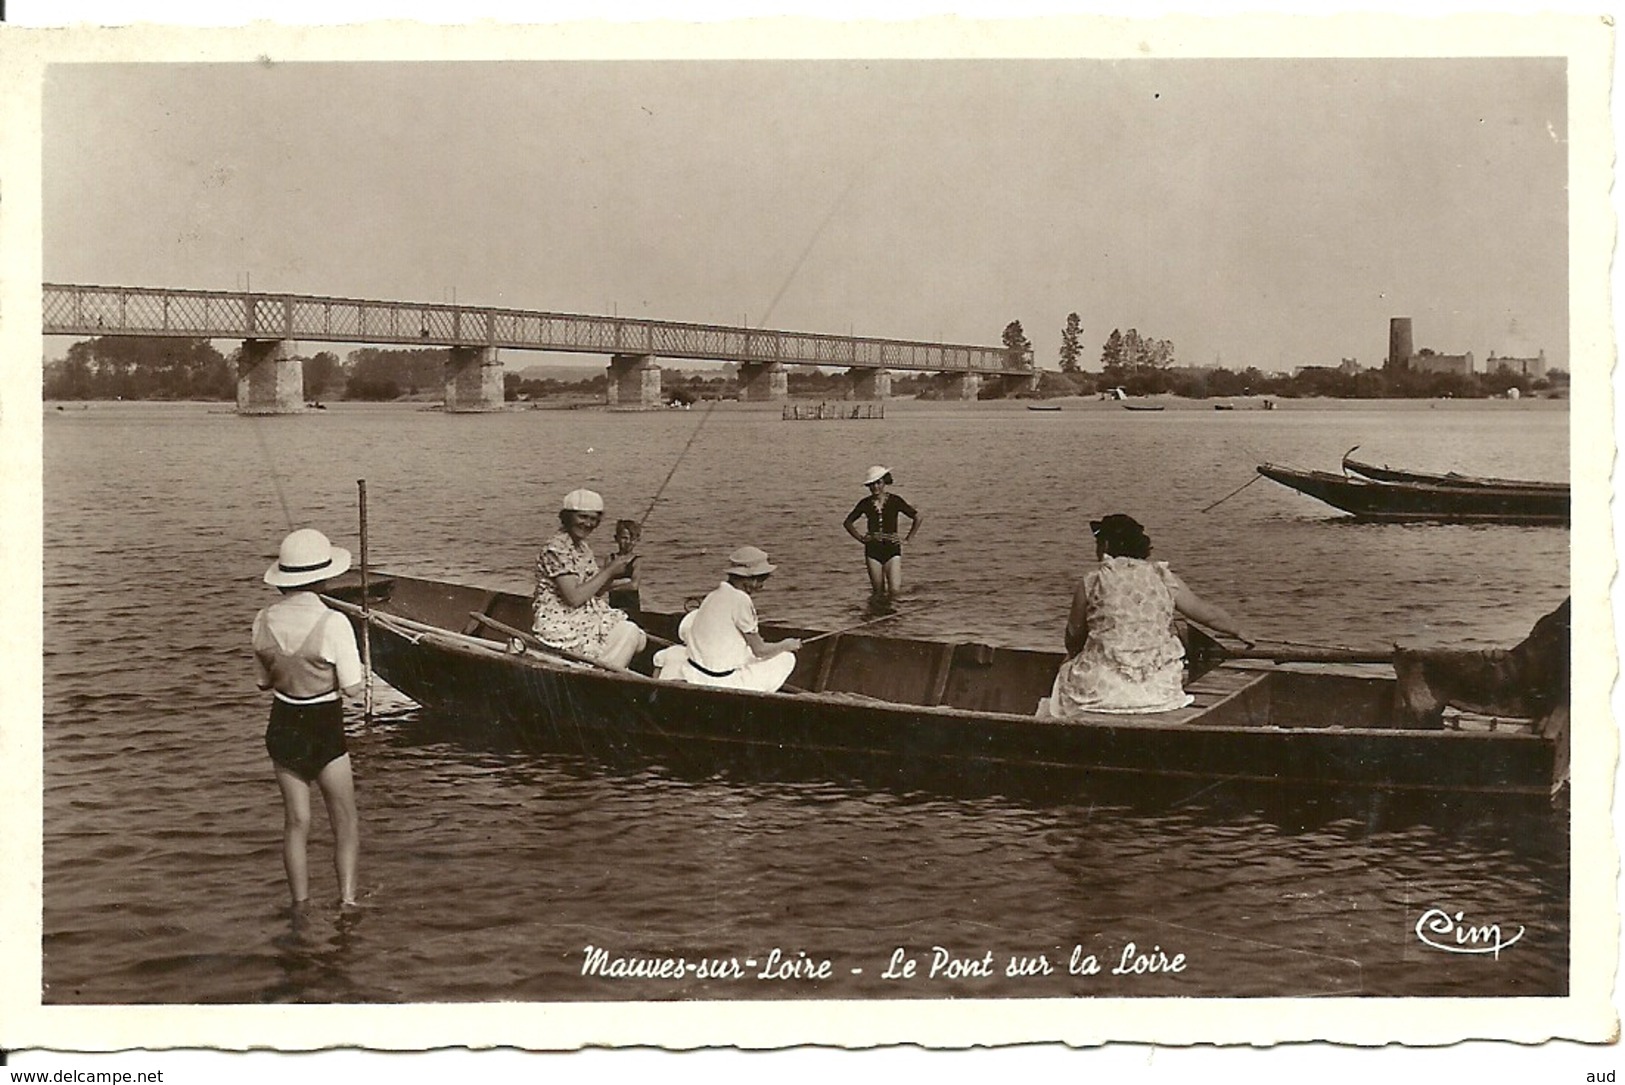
[358,479,373,723]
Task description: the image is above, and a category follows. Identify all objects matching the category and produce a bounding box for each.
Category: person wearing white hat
[842,465,924,603]
[252,528,365,909]
[532,487,648,669]
[652,546,802,692]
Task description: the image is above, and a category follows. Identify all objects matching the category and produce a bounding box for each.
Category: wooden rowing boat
[1341,451,1567,494]
[1257,462,1569,524]
[320,572,1556,796]
[1121,402,1165,412]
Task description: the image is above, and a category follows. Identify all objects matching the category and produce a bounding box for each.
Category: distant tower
[1387,317,1414,371]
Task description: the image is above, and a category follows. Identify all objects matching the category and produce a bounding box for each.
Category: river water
[41,397,1571,1003]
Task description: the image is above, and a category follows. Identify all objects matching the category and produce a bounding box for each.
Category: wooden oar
[1223,643,1392,664]
[357,479,374,724]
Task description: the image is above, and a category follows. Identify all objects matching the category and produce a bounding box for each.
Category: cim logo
[1414,908,1525,959]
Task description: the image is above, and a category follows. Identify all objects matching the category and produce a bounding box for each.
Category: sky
[41,53,1570,374]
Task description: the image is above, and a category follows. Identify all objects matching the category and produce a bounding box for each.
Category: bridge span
[44,283,1034,413]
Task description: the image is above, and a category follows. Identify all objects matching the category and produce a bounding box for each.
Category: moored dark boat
[321,572,1556,797]
[1121,402,1165,412]
[1341,451,1567,494]
[1257,462,1569,525]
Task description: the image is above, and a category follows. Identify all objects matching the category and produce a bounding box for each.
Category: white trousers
[652,645,797,693]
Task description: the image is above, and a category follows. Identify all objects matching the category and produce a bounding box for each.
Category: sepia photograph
[0,3,1614,1062]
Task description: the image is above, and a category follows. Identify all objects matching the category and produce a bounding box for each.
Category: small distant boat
[1341,449,1566,494]
[1122,402,1165,412]
[1257,463,1568,525]
[1213,403,1235,411]
[1026,403,1062,412]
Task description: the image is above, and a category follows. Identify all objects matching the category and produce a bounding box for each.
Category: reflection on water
[42,400,1570,1003]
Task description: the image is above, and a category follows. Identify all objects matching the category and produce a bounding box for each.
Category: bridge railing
[44,284,1033,374]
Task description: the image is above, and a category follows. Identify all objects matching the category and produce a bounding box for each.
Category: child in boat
[532,488,648,669]
[252,528,365,909]
[1038,514,1253,718]
[606,518,642,617]
[652,546,802,692]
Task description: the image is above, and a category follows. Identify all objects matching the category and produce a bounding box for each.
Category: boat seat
[1032,667,1273,728]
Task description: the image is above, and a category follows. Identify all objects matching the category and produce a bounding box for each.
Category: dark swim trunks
[864,539,903,564]
[265,698,348,781]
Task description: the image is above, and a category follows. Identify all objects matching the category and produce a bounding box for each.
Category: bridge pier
[236,339,303,415]
[848,368,891,401]
[942,372,982,400]
[444,346,505,412]
[606,353,663,409]
[738,361,788,402]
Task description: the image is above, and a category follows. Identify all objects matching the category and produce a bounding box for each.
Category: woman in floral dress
[1039,514,1253,717]
[532,488,647,669]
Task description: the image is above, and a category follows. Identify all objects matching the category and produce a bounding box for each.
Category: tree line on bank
[996,316,1568,400]
[44,334,1568,403]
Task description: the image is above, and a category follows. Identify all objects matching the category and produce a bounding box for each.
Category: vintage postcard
[0,6,1614,1061]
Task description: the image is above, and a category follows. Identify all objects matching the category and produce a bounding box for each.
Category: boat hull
[328,574,1554,797]
[1258,463,1569,524]
[1341,454,1568,494]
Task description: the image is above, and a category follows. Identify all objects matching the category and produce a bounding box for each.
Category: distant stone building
[1338,357,1361,374]
[1409,350,1476,375]
[1383,317,1474,373]
[1486,350,1547,377]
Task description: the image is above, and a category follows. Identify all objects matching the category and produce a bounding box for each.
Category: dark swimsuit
[265,698,348,782]
[848,492,916,563]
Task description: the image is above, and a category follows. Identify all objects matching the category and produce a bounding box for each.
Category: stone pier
[236,339,303,415]
[848,367,891,401]
[606,353,663,409]
[738,361,788,402]
[444,346,505,412]
[942,372,982,400]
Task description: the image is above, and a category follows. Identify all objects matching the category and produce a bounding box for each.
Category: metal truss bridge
[43,284,1029,375]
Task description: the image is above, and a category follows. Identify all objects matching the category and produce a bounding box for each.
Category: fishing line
[755,167,865,329]
[249,413,296,532]
[1200,473,1261,513]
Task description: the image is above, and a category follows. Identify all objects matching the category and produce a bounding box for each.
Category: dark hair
[1091,513,1152,560]
[614,519,641,540]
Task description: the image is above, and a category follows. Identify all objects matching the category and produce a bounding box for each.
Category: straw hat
[863,465,891,486]
[725,546,777,577]
[561,488,605,512]
[265,528,352,588]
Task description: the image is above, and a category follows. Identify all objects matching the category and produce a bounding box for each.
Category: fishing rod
[800,607,914,645]
[636,394,719,531]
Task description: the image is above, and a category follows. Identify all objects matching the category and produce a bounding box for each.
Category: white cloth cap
[561,488,605,512]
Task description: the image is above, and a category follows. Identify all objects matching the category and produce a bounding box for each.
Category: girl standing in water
[252,528,365,908]
[843,465,924,604]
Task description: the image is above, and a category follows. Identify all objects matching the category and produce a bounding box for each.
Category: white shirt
[252,591,364,702]
[680,580,759,674]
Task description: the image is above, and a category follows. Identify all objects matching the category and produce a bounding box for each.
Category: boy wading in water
[252,528,365,909]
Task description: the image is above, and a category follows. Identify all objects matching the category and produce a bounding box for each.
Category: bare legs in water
[273,753,360,907]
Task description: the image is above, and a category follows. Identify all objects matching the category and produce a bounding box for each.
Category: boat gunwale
[1341,454,1568,493]
[341,591,1547,746]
